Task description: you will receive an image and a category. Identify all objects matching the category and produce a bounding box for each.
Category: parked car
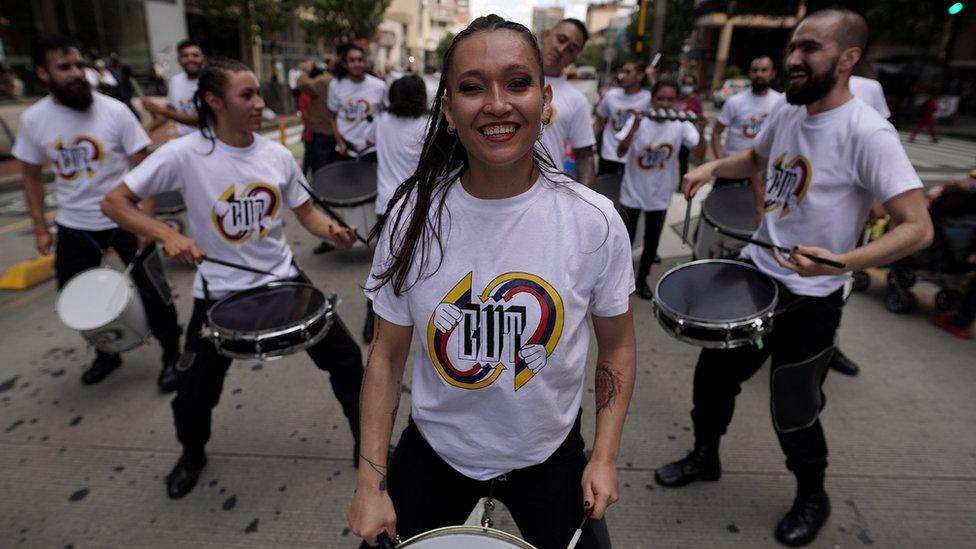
[712,78,750,108]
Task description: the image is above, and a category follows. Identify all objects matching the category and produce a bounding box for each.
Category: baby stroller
[869,183,976,314]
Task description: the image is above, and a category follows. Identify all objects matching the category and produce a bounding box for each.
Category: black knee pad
[771,347,835,433]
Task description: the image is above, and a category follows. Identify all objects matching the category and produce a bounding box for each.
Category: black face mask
[786,58,838,106]
[50,77,94,110]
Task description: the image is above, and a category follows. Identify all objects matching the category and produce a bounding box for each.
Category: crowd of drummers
[13,7,953,549]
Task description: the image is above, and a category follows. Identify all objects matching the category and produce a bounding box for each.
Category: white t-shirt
[716,89,784,155]
[596,87,652,163]
[366,174,634,480]
[125,133,307,299]
[744,98,921,296]
[615,116,699,211]
[328,75,387,157]
[375,112,427,214]
[537,76,596,173]
[12,93,151,231]
[849,76,890,119]
[167,72,199,136]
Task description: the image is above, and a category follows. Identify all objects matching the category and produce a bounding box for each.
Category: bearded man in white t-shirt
[143,39,205,136]
[659,10,933,547]
[537,18,596,186]
[711,55,783,191]
[14,35,182,390]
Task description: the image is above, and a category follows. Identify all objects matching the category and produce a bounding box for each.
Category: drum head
[311,160,378,207]
[57,268,132,330]
[209,282,326,334]
[701,184,757,236]
[400,526,536,548]
[154,190,185,214]
[655,260,777,323]
[592,173,621,206]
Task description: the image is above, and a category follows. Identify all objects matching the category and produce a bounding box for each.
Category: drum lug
[328,293,338,308]
[255,340,263,355]
[675,318,685,335]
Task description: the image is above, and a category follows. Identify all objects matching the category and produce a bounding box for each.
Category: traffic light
[948,2,964,15]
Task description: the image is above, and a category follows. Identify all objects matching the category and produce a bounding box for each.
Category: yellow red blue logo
[53,135,105,180]
[212,182,280,243]
[427,272,564,391]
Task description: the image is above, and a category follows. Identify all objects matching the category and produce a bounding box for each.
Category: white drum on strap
[398,526,536,548]
[56,267,150,353]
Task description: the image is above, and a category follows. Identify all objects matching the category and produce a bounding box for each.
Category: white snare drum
[56,267,150,353]
[311,161,378,243]
[397,526,537,548]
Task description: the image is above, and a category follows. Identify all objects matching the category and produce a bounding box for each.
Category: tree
[626,0,695,70]
[431,32,455,70]
[302,0,393,46]
[189,0,299,67]
[576,42,606,69]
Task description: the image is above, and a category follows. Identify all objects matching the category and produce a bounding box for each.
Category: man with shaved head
[657,9,933,546]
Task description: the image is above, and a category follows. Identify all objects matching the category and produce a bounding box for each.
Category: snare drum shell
[398,526,537,548]
[57,268,151,353]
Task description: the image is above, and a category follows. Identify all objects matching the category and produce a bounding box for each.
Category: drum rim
[310,160,379,207]
[652,300,774,349]
[652,259,779,326]
[207,281,333,342]
[57,266,136,331]
[700,184,757,236]
[213,314,333,361]
[398,525,537,548]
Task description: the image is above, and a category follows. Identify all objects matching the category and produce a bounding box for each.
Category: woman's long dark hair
[388,74,428,118]
[367,14,573,296]
[192,56,252,153]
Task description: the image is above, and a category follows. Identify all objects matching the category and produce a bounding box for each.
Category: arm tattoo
[595,361,622,414]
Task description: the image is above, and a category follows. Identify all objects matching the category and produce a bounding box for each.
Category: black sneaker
[165,453,207,499]
[157,353,182,393]
[636,280,654,300]
[774,491,830,546]
[81,353,122,385]
[654,445,721,487]
[828,349,860,376]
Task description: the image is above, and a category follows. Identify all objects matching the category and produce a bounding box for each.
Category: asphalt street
[0,131,974,548]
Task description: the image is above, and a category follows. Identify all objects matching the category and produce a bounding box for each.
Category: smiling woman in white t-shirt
[348,15,636,549]
[101,58,364,502]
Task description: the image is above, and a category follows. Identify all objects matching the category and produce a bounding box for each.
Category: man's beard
[50,79,93,110]
[751,79,770,92]
[786,59,838,105]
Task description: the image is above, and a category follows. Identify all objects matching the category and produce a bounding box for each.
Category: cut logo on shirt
[342,99,373,122]
[427,272,564,392]
[54,135,105,180]
[636,142,674,171]
[212,183,280,243]
[765,153,812,218]
[740,113,768,138]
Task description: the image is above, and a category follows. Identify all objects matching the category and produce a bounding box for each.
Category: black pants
[55,224,181,359]
[597,157,624,175]
[691,283,844,482]
[622,207,667,283]
[385,414,600,549]
[308,132,338,175]
[172,293,364,458]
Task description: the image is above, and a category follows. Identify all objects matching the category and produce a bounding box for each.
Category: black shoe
[829,349,860,376]
[636,281,654,300]
[312,241,335,255]
[157,353,182,393]
[774,492,830,547]
[654,445,721,487]
[81,353,122,385]
[165,454,206,499]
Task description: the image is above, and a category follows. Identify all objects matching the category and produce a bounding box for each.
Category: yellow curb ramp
[0,255,55,290]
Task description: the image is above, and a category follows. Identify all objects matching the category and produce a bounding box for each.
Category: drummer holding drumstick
[616,78,705,301]
[657,10,932,547]
[101,58,364,500]
[349,15,636,548]
[14,35,182,390]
